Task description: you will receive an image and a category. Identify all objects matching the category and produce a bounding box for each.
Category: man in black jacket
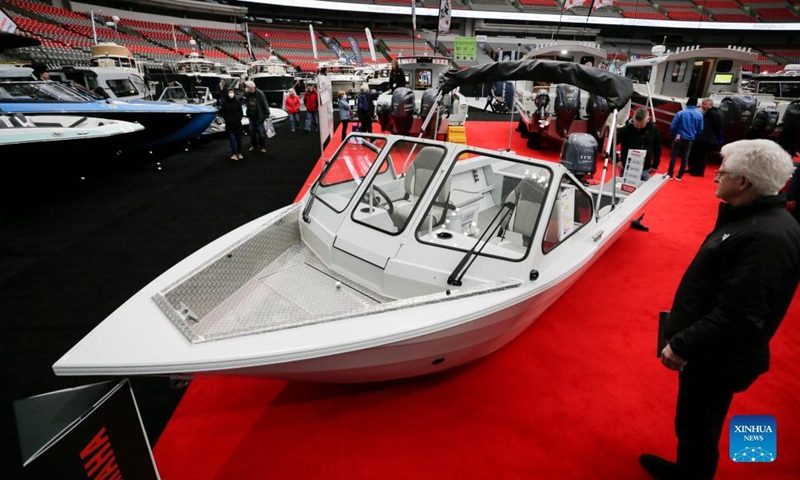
[687,98,723,176]
[244,80,270,153]
[616,108,662,180]
[641,139,800,480]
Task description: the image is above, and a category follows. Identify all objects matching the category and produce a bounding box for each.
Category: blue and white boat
[0,67,217,154]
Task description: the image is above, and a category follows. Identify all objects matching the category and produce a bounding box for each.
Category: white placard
[621,148,646,193]
[317,75,333,153]
[558,185,575,240]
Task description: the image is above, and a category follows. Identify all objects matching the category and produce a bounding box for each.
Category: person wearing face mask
[616,107,662,180]
[220,87,244,161]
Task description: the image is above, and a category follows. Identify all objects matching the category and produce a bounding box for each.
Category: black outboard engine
[390,87,415,135]
[376,102,392,132]
[719,94,758,141]
[419,88,442,139]
[778,99,800,157]
[746,105,779,139]
[560,133,597,178]
[419,88,441,120]
[554,85,581,137]
[586,93,609,140]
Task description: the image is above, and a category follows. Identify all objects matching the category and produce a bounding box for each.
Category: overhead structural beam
[127,0,248,17]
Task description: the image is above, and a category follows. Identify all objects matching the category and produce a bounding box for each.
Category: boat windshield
[158,86,189,103]
[416,151,554,261]
[756,81,800,99]
[0,81,93,102]
[177,61,216,74]
[314,136,390,212]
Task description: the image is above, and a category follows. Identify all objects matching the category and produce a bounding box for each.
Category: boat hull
[252,75,295,107]
[0,103,217,154]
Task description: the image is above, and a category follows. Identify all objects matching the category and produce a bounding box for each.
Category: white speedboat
[317,60,364,95]
[622,45,757,140]
[247,56,297,108]
[48,43,152,100]
[53,61,667,383]
[0,112,144,159]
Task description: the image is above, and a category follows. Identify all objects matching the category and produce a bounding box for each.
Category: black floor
[0,120,321,476]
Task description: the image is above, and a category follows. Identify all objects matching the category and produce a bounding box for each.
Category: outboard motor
[719,94,758,141]
[376,102,392,132]
[586,93,609,140]
[560,133,597,178]
[746,105,779,139]
[778,99,800,156]
[390,87,415,135]
[419,88,442,139]
[554,85,581,137]
[419,88,441,120]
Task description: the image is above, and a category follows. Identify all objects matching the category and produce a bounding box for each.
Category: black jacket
[388,68,406,91]
[698,106,723,145]
[666,195,800,382]
[244,88,270,122]
[616,120,662,170]
[219,96,243,134]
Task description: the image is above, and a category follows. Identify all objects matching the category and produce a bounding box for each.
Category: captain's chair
[503,178,545,247]
[392,146,448,228]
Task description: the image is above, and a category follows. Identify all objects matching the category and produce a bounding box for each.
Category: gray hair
[633,108,648,122]
[360,84,369,93]
[720,139,795,196]
[244,80,255,88]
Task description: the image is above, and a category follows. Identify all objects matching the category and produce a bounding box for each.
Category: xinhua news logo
[729,415,776,463]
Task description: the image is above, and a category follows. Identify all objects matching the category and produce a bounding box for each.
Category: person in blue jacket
[668,97,704,180]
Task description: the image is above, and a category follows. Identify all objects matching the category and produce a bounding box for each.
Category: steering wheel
[361,184,394,216]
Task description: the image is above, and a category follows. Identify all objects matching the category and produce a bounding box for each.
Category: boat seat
[449,189,483,209]
[392,146,448,228]
[503,178,545,248]
[8,113,32,128]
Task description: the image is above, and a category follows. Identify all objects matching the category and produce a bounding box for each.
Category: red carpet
[154,122,800,479]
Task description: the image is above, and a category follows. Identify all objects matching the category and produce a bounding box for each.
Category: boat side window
[416,151,553,261]
[670,62,687,83]
[756,82,780,96]
[542,175,593,254]
[106,79,139,97]
[624,66,651,84]
[352,141,447,235]
[782,82,800,98]
[715,60,733,73]
[314,136,388,213]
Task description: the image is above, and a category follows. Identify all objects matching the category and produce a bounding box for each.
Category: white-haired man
[356,84,379,134]
[641,139,800,480]
[244,80,269,153]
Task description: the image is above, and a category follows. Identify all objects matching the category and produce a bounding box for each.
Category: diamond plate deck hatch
[152,203,521,344]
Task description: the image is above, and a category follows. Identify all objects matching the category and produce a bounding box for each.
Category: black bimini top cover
[440,59,634,111]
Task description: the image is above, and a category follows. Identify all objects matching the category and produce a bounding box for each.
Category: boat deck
[153,205,519,344]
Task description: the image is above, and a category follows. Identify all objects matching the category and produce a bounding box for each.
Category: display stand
[14,379,160,479]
